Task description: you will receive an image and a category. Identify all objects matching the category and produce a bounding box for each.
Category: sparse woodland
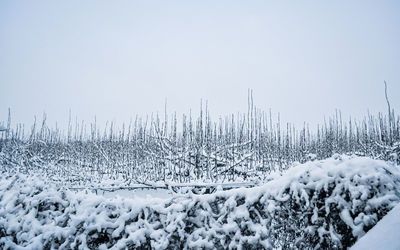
[1,91,399,187]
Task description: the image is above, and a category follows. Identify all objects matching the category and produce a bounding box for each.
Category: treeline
[0,94,399,185]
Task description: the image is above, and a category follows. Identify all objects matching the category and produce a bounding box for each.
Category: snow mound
[1,155,400,249]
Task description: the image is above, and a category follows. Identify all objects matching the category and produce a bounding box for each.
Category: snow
[100,188,173,200]
[1,155,400,249]
[351,204,400,250]
[0,124,7,131]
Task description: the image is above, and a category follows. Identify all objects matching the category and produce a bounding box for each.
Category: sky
[1,0,399,130]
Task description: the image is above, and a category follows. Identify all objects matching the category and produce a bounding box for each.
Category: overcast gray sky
[1,0,399,129]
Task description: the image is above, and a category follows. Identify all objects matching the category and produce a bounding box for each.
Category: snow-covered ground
[351,203,400,250]
[1,155,400,249]
[101,188,174,200]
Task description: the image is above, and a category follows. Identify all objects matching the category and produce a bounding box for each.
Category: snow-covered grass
[1,155,400,249]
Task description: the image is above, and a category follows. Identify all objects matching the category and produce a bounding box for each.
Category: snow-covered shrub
[261,155,400,248]
[1,156,400,249]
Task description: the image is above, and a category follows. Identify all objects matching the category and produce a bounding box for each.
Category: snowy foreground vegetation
[1,156,400,249]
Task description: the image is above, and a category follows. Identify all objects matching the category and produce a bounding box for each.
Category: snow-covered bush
[1,156,400,249]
